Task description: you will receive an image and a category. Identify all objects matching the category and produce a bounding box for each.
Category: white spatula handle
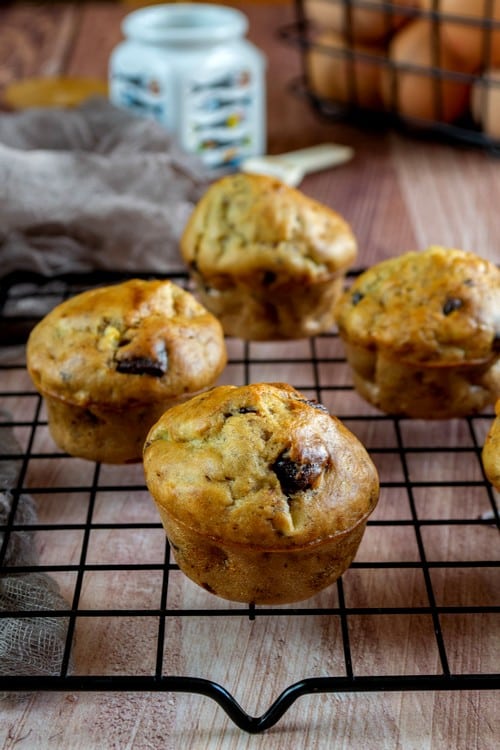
[240,143,354,186]
[277,144,354,175]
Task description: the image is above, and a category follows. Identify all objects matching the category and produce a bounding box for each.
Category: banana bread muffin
[26,278,227,463]
[180,172,357,340]
[334,246,500,419]
[143,382,379,604]
[482,399,500,490]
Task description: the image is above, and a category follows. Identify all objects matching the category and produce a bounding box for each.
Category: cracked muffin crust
[180,172,357,340]
[143,382,379,604]
[334,246,500,419]
[26,278,227,463]
[483,399,500,490]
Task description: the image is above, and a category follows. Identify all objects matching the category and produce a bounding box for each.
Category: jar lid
[122,3,248,45]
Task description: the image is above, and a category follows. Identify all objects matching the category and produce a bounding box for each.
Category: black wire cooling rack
[0,270,499,734]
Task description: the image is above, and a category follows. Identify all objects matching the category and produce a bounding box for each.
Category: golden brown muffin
[180,172,357,340]
[334,246,500,419]
[482,399,500,490]
[26,279,227,463]
[143,382,379,604]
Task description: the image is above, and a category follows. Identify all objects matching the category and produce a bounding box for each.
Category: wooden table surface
[0,2,499,749]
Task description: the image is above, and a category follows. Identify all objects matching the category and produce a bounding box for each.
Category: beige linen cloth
[0,412,72,688]
[0,97,209,277]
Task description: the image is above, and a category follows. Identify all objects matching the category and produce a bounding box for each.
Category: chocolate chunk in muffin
[26,279,227,463]
[334,246,500,419]
[143,382,379,604]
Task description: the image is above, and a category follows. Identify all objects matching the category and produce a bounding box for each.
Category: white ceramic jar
[109,3,266,169]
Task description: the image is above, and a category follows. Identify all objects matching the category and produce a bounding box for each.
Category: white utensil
[240,143,354,186]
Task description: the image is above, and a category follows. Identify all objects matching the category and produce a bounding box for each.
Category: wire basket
[280,0,500,150]
[0,271,499,734]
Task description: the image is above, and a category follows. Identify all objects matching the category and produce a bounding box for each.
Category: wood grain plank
[65,2,126,79]
[0,3,82,100]
[391,138,500,263]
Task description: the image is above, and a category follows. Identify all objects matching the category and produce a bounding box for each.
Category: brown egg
[471,68,500,138]
[304,0,421,44]
[379,19,472,122]
[306,30,386,109]
[420,0,500,69]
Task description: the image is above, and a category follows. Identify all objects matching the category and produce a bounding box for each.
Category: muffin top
[180,172,357,287]
[26,279,227,409]
[335,246,500,365]
[143,382,379,549]
[483,399,500,490]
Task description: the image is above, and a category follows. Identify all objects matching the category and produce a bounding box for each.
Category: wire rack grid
[0,270,499,734]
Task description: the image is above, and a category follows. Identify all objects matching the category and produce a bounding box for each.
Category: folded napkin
[0,97,210,278]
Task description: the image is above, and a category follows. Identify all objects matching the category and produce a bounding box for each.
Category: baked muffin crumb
[483,400,500,490]
[334,246,500,419]
[26,278,227,463]
[143,382,379,603]
[181,172,358,340]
